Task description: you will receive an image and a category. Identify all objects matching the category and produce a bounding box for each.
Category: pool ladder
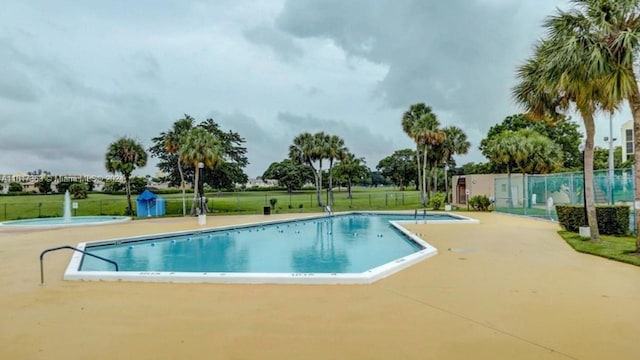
[39,245,119,285]
[324,205,333,215]
[414,209,427,219]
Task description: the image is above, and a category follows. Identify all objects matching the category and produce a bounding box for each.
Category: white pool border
[1,216,131,228]
[64,211,478,284]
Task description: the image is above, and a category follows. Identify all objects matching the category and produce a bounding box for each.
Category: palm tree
[163,115,194,216]
[511,129,563,213]
[513,17,615,241]
[333,153,368,199]
[485,131,521,211]
[545,0,640,249]
[440,126,470,204]
[402,103,435,205]
[105,137,148,215]
[314,132,330,206]
[412,112,445,206]
[180,127,222,215]
[289,132,323,206]
[326,135,348,206]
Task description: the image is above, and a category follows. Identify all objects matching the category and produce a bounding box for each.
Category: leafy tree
[480,114,582,171]
[68,183,88,199]
[56,181,73,194]
[102,180,125,193]
[86,179,95,192]
[180,127,222,215]
[263,159,314,192]
[459,162,493,175]
[199,118,249,190]
[158,115,194,215]
[149,116,248,201]
[369,171,388,187]
[105,137,148,215]
[376,149,417,190]
[36,178,53,194]
[129,176,148,194]
[333,153,369,199]
[8,182,22,192]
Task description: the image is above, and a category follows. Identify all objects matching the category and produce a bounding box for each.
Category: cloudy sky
[0,0,629,178]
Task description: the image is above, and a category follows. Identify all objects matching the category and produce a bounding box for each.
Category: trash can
[263,206,271,215]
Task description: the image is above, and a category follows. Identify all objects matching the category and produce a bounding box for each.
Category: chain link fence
[495,169,636,230]
[0,190,425,221]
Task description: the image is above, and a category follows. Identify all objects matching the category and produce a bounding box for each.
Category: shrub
[269,198,278,209]
[429,192,446,210]
[8,182,23,192]
[469,195,491,211]
[68,183,88,199]
[556,205,629,235]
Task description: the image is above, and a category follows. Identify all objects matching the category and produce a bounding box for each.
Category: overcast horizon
[1,0,632,179]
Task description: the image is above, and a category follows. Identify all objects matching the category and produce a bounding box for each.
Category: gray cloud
[243,24,304,62]
[210,110,292,177]
[6,0,619,181]
[276,0,566,146]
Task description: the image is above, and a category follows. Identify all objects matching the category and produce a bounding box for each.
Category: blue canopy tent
[136,190,166,217]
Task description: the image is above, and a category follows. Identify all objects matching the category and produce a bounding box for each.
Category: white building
[621,120,634,162]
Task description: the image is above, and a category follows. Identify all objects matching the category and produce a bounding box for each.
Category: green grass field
[558,231,640,266]
[0,187,429,220]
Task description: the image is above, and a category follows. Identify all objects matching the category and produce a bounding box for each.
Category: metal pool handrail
[39,245,119,284]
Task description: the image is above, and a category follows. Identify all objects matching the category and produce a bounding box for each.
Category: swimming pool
[65,212,478,284]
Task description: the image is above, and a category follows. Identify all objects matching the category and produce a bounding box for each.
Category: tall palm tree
[402,103,435,205]
[289,132,324,206]
[412,112,445,206]
[440,126,470,204]
[163,115,194,216]
[326,135,348,206]
[180,127,222,215]
[314,132,330,206]
[513,16,616,241]
[105,137,148,216]
[545,0,640,249]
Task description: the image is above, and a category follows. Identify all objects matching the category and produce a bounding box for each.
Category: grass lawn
[558,231,640,266]
[0,187,444,220]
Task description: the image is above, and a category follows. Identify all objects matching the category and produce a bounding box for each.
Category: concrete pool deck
[1,212,639,359]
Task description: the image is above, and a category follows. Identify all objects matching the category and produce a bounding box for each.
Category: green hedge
[556,205,630,235]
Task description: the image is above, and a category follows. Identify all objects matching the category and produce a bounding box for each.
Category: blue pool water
[80,213,457,274]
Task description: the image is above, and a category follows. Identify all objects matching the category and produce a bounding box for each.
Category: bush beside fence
[556,205,630,236]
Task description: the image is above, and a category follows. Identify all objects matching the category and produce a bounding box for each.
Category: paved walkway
[1,212,639,359]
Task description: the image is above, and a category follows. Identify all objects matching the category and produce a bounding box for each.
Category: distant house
[243,178,279,188]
